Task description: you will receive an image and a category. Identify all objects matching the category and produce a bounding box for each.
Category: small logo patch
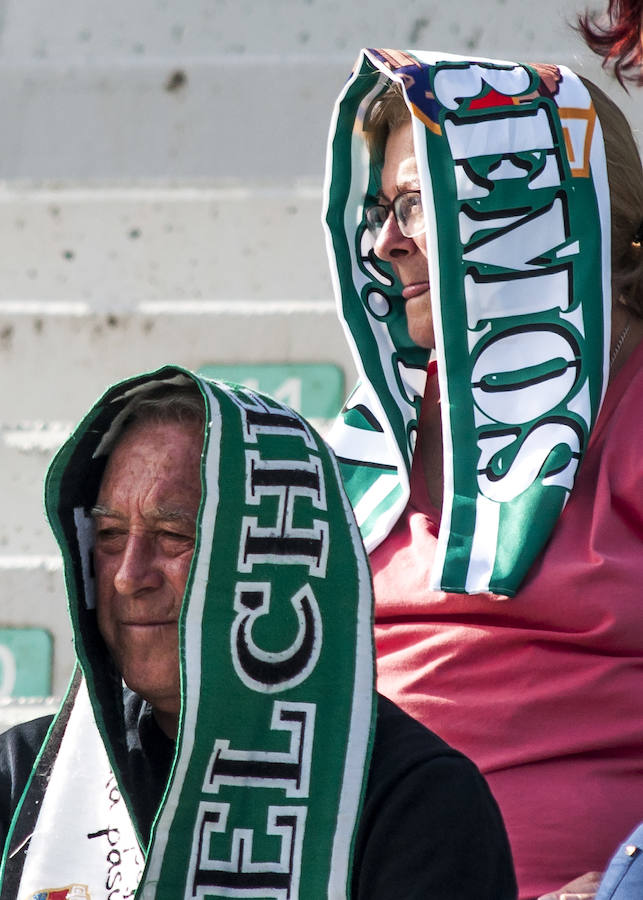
[29,885,90,900]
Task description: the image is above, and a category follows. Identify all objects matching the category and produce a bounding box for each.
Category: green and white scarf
[1,367,376,899]
[324,48,611,596]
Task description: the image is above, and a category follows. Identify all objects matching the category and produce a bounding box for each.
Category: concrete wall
[0,0,638,178]
[0,0,640,717]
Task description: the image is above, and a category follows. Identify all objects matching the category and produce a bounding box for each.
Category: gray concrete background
[0,0,641,715]
[0,0,639,178]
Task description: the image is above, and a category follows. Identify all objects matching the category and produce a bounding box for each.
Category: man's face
[92,419,202,736]
[373,122,434,349]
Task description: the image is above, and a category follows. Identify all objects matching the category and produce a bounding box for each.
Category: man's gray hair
[121,381,206,431]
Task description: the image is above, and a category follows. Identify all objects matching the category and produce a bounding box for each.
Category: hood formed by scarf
[324,49,612,596]
[3,366,375,900]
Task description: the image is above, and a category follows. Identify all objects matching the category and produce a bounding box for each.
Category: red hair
[578,0,643,86]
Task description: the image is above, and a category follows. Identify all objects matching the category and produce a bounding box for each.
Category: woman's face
[372,123,434,349]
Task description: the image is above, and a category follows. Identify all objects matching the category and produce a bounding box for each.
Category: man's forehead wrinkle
[90,503,197,525]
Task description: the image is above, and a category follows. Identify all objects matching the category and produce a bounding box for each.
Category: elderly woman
[323,49,643,900]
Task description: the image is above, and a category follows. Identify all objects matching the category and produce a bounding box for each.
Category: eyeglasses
[365,190,425,239]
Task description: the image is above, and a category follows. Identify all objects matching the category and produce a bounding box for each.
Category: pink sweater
[371,344,643,900]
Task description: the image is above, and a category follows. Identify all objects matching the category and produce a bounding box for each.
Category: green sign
[197,363,344,420]
[0,628,52,697]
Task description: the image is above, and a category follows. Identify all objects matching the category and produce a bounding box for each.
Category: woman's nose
[373,211,417,262]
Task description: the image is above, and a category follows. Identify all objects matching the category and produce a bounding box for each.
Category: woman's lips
[402,281,430,300]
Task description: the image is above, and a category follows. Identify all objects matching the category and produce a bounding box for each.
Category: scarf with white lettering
[324,49,611,596]
[0,367,375,899]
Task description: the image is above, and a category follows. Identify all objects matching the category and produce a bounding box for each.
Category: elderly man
[0,368,516,899]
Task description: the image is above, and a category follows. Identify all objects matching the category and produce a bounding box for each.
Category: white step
[0,299,355,421]
[0,424,66,556]
[0,556,71,696]
[0,59,345,179]
[0,181,331,305]
[0,0,617,62]
[0,0,587,59]
[0,1,636,179]
[0,697,60,733]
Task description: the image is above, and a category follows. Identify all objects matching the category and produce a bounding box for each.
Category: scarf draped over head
[323,48,612,597]
[0,366,376,899]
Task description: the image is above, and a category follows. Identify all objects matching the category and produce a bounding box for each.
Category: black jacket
[0,692,516,899]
